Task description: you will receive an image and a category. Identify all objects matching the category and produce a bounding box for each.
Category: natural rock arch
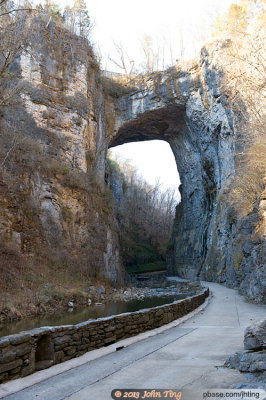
[107,63,235,280]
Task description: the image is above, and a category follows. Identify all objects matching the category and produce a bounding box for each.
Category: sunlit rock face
[109,46,236,283]
[1,19,264,300]
[0,18,123,284]
[109,43,265,303]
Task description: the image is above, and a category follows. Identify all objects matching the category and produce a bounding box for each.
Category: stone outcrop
[108,56,234,284]
[0,17,264,304]
[244,318,266,351]
[0,17,123,287]
[108,41,265,302]
[226,318,266,388]
[227,351,266,373]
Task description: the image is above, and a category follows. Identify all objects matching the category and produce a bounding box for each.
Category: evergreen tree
[43,0,62,20]
[72,0,90,38]
[63,5,74,33]
[226,4,247,33]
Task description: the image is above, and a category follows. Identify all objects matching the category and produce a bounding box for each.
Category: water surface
[0,293,188,338]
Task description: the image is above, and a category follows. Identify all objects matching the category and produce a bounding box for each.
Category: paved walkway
[1,282,265,399]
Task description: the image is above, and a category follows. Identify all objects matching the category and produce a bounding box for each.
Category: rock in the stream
[96,286,105,294]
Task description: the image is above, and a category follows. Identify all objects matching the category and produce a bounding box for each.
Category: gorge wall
[108,41,265,303]
[0,17,123,293]
[0,17,265,305]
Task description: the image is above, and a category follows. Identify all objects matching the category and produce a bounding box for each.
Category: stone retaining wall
[0,288,209,383]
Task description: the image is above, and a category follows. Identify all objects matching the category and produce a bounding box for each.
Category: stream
[0,292,189,338]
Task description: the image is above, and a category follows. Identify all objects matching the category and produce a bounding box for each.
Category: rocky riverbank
[85,280,202,304]
[0,278,202,325]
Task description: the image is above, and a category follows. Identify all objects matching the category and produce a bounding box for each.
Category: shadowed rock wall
[0,18,123,284]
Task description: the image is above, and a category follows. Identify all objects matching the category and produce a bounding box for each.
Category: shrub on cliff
[212,0,266,219]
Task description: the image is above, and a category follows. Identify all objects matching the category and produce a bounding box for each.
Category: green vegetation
[121,229,166,274]
[126,261,166,274]
[106,157,120,173]
[122,179,127,194]
[107,154,177,275]
[35,0,92,39]
[0,0,93,39]
[211,0,265,38]
[212,3,248,36]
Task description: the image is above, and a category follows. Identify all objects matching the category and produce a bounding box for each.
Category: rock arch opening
[110,140,180,193]
[107,89,233,280]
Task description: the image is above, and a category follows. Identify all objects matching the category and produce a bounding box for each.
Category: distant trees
[108,42,135,78]
[61,0,91,38]
[0,0,93,40]
[211,0,265,37]
[212,3,248,36]
[0,0,33,17]
[40,0,92,38]
[0,1,30,109]
[107,154,178,269]
[109,30,186,76]
[140,34,156,73]
[0,0,93,110]
[72,0,90,37]
[124,172,177,253]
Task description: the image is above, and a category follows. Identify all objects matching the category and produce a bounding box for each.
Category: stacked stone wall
[0,288,209,383]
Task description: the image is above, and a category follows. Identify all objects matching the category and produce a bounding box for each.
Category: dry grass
[229,142,266,218]
[0,240,114,323]
[0,125,120,323]
[101,75,135,99]
[0,163,118,321]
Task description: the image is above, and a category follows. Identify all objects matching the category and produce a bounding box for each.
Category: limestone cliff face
[109,42,235,280]
[0,18,122,284]
[0,19,264,302]
[109,40,265,302]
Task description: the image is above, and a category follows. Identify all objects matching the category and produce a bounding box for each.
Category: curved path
[1,282,265,399]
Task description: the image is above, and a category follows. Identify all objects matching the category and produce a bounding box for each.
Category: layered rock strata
[0,18,264,302]
[108,41,265,302]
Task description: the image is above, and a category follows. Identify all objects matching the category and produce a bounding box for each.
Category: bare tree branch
[0,8,34,17]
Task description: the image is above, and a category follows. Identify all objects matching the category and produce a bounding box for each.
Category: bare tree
[108,41,135,77]
[108,154,178,253]
[140,34,156,73]
[212,1,266,218]
[0,10,29,109]
[0,0,33,17]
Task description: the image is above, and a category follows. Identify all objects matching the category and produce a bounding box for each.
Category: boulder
[244,318,266,350]
[227,351,266,373]
[96,286,105,294]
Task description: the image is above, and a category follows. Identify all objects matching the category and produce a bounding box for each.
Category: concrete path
[1,282,266,399]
